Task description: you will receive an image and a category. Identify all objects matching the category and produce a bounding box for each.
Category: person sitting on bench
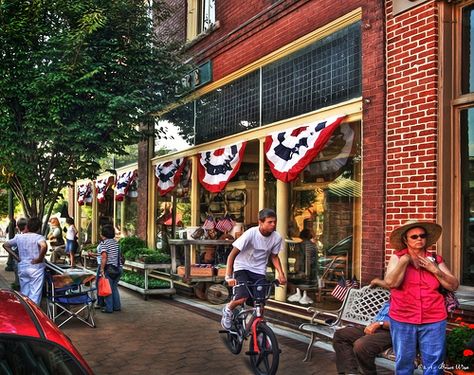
[332,278,391,375]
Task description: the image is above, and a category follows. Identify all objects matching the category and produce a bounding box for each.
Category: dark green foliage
[446,322,474,370]
[121,270,170,289]
[118,235,146,260]
[0,0,190,223]
[135,249,171,264]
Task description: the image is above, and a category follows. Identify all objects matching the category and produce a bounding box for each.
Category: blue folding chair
[45,268,97,328]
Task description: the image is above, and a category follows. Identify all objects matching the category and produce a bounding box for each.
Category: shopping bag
[98,276,112,297]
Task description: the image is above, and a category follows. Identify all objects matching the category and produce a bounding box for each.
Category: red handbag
[98,276,112,297]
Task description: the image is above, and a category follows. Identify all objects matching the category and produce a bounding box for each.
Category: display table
[168,239,233,283]
[120,260,175,300]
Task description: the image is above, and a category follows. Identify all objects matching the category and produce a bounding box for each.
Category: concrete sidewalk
[0,257,394,374]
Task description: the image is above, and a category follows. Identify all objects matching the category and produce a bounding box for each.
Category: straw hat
[389,220,442,250]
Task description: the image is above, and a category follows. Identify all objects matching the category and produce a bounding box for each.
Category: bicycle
[219,280,281,375]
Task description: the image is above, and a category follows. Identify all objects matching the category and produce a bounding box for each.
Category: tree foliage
[0,0,189,224]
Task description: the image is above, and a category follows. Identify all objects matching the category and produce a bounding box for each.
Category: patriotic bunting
[95,177,112,204]
[198,142,247,193]
[115,170,137,201]
[155,157,187,196]
[77,183,92,206]
[304,123,355,178]
[264,115,346,182]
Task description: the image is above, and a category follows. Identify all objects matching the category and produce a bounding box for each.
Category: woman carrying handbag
[99,224,123,313]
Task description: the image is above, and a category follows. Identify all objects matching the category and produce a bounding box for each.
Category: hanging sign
[198,142,247,193]
[115,170,137,201]
[77,183,92,206]
[264,115,346,182]
[155,157,187,196]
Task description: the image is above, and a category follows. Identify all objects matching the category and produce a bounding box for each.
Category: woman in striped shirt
[99,224,122,313]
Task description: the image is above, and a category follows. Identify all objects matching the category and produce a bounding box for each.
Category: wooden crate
[177,265,215,277]
[216,268,227,277]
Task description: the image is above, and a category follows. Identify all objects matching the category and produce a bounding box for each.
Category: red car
[0,288,93,375]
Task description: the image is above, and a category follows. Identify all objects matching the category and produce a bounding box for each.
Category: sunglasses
[408,233,428,240]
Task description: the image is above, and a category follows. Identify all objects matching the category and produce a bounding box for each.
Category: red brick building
[75,0,474,310]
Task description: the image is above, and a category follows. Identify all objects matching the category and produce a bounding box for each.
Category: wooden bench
[298,285,390,362]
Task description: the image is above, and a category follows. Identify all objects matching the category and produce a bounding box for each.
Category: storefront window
[460,108,474,286]
[97,188,114,236]
[79,202,92,244]
[155,159,192,250]
[287,121,361,304]
[115,180,138,237]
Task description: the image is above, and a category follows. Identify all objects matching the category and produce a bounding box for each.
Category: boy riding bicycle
[221,208,287,330]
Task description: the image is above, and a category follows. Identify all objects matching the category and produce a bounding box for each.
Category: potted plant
[445,317,474,374]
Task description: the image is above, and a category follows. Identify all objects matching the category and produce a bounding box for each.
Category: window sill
[185,20,220,49]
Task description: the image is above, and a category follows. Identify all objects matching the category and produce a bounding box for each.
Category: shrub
[118,236,146,260]
[446,318,474,371]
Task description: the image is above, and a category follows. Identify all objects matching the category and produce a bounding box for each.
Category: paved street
[0,257,394,375]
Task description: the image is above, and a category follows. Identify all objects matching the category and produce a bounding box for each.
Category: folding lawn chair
[45,268,97,328]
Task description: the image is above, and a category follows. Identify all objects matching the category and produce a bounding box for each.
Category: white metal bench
[298,285,390,362]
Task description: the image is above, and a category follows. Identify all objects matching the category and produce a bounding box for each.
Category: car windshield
[0,335,89,375]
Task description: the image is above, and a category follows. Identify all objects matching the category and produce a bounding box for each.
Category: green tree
[0,0,189,229]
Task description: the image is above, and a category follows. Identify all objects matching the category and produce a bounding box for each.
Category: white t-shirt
[232,226,282,275]
[66,225,77,241]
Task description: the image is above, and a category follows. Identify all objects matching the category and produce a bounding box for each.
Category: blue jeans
[104,269,122,312]
[390,317,446,375]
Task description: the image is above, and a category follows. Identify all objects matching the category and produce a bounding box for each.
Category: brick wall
[385,0,439,261]
[154,0,187,43]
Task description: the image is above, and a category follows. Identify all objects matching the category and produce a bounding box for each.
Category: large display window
[286,121,361,305]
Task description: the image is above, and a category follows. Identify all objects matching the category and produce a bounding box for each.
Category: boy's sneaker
[221,306,233,330]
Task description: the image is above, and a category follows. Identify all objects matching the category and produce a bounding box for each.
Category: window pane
[262,22,361,125]
[460,108,474,286]
[287,121,361,303]
[195,70,260,144]
[155,103,195,155]
[461,4,474,94]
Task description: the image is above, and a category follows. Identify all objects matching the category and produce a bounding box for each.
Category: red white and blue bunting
[77,183,92,206]
[198,142,247,193]
[115,170,137,201]
[155,157,187,196]
[264,115,346,183]
[95,177,112,204]
[303,123,355,179]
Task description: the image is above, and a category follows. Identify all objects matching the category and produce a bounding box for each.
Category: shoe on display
[221,305,233,330]
[287,287,301,302]
[299,290,314,305]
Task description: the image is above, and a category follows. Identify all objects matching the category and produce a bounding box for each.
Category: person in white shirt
[65,217,78,267]
[221,208,287,330]
[3,217,47,305]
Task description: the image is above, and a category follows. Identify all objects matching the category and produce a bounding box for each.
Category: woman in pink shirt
[385,220,459,375]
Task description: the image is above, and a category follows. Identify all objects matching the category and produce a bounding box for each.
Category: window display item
[287,287,302,302]
[299,290,313,305]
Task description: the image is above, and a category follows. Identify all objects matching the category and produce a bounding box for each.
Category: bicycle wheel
[222,310,243,355]
[248,323,280,375]
[223,331,242,355]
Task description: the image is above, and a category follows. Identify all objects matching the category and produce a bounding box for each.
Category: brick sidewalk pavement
[0,257,394,375]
